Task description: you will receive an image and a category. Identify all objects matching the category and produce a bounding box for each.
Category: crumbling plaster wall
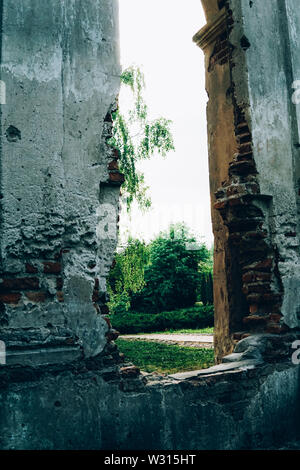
[195,0,300,360]
[0,334,300,450]
[0,0,122,362]
[231,0,300,328]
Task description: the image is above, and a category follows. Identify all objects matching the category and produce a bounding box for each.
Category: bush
[131,224,211,314]
[110,305,214,334]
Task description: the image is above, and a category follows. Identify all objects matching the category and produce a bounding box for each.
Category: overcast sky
[118,0,213,247]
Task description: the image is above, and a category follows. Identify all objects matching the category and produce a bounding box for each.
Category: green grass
[116,338,215,374]
[137,327,214,335]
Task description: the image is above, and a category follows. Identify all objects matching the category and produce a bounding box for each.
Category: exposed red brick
[108,171,125,184]
[243,258,273,272]
[243,315,269,325]
[226,185,246,197]
[25,291,47,303]
[239,143,252,155]
[105,329,119,342]
[214,200,227,210]
[108,160,119,171]
[0,292,21,304]
[246,293,263,303]
[269,313,282,323]
[249,304,258,314]
[265,323,289,335]
[56,291,64,302]
[243,272,255,283]
[113,148,120,159]
[255,272,272,282]
[236,122,249,132]
[232,332,244,340]
[25,263,38,274]
[235,152,254,162]
[243,282,271,294]
[120,365,140,378]
[246,182,260,194]
[43,262,62,274]
[238,135,251,146]
[0,277,39,291]
[262,293,282,303]
[229,197,244,207]
[243,231,268,240]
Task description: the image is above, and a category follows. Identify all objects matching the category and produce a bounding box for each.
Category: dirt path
[119,333,214,349]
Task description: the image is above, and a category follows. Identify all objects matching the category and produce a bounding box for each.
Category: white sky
[118,0,213,247]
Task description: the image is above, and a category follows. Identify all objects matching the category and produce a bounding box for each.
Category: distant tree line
[108,223,214,315]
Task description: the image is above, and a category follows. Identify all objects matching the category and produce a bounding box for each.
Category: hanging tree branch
[108,65,175,211]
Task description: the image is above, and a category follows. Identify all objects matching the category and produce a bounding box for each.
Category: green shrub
[131,224,211,314]
[110,305,214,334]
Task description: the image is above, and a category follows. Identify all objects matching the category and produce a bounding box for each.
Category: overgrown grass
[116,338,215,374]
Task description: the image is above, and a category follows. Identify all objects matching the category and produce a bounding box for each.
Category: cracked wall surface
[194,0,300,361]
[0,0,122,362]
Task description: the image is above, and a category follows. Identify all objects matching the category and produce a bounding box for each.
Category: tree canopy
[108,223,213,314]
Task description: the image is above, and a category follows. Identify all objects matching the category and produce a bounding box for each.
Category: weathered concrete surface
[230,0,300,330]
[0,0,121,360]
[0,343,299,449]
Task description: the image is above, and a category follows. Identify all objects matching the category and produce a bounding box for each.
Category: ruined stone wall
[194,0,300,361]
[0,0,122,364]
[0,0,299,451]
[0,332,299,450]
